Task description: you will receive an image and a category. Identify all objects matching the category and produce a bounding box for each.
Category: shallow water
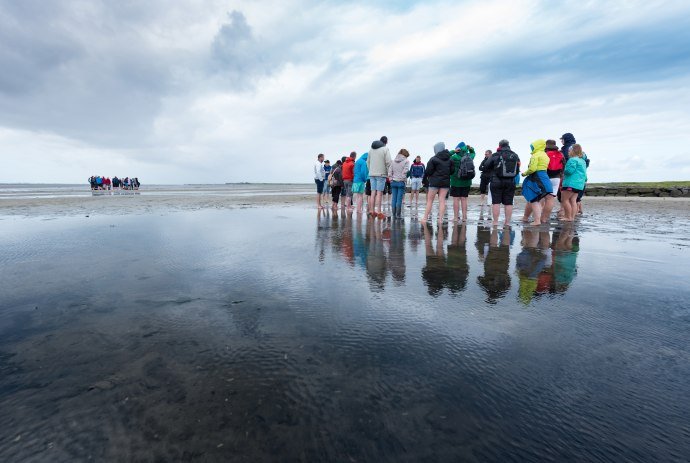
[0,206,688,462]
[0,183,312,199]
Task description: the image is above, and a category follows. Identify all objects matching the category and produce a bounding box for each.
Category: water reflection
[316,212,581,303]
[421,224,469,296]
[477,226,514,303]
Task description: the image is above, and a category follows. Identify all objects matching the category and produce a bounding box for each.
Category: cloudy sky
[1,0,689,184]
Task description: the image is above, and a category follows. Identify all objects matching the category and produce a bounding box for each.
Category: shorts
[562,186,582,194]
[577,185,586,202]
[549,178,560,197]
[490,178,516,205]
[450,186,470,198]
[410,177,423,191]
[479,176,490,194]
[370,176,386,192]
[343,180,353,197]
[352,182,365,194]
[315,179,325,194]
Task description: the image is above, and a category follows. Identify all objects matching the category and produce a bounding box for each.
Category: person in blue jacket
[353,152,369,214]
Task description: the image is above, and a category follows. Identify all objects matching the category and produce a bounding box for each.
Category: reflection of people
[365,219,388,291]
[407,218,423,253]
[475,224,492,263]
[388,220,406,283]
[446,223,469,295]
[421,223,447,296]
[552,223,579,293]
[516,228,550,304]
[477,226,513,303]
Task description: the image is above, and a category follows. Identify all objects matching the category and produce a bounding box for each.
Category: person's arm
[564,158,576,176]
[384,148,392,172]
[426,159,436,178]
[522,155,537,176]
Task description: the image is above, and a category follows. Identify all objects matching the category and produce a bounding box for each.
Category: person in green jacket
[450,143,475,222]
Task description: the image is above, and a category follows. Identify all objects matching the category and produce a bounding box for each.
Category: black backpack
[457,154,475,180]
[496,152,519,178]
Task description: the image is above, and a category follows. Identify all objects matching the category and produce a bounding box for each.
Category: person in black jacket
[422,142,452,223]
[478,149,493,207]
[483,139,521,226]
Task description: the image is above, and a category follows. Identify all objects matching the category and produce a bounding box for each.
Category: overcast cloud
[1,0,689,184]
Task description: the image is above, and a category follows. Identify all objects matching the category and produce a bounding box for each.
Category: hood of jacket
[433,142,445,155]
[358,152,368,162]
[561,133,576,145]
[530,139,546,154]
[394,153,406,163]
[434,149,451,161]
[371,140,385,150]
[344,157,354,166]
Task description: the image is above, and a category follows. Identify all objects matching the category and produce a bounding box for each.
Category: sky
[1,0,689,184]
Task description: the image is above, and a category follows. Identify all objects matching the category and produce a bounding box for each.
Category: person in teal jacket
[353,152,369,214]
[561,144,587,221]
[449,142,475,222]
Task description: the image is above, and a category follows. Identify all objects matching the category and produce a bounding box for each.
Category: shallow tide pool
[0,207,688,462]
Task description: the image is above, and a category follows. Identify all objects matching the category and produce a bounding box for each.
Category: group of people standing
[88,176,140,191]
[313,133,588,226]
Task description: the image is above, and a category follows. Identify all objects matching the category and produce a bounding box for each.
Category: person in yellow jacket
[520,139,553,226]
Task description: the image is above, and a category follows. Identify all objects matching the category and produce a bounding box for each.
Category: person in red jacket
[342,152,356,210]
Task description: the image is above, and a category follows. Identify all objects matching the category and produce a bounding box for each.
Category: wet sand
[1,189,690,462]
[1,185,689,218]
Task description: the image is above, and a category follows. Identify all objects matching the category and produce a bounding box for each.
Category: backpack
[496,151,518,178]
[457,154,475,180]
[546,151,563,173]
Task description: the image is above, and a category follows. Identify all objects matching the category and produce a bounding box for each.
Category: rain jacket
[450,148,475,188]
[409,161,425,178]
[478,156,492,179]
[563,157,587,190]
[354,152,369,183]
[561,133,576,161]
[388,153,410,182]
[342,157,355,181]
[425,147,452,188]
[367,140,392,177]
[523,139,549,176]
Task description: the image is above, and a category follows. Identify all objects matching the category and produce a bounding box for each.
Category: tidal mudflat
[1,203,689,462]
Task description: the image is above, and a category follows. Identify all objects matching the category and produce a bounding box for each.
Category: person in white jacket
[314,153,325,209]
[366,136,392,218]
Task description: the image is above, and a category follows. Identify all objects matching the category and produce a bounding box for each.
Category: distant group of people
[88,176,140,190]
[313,133,588,226]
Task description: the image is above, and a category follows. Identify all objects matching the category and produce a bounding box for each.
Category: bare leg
[522,203,531,222]
[461,197,468,222]
[492,204,500,224]
[438,188,448,222]
[530,201,543,226]
[569,195,578,221]
[560,191,573,220]
[452,196,460,222]
[541,195,555,223]
[423,189,436,222]
[504,205,513,225]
